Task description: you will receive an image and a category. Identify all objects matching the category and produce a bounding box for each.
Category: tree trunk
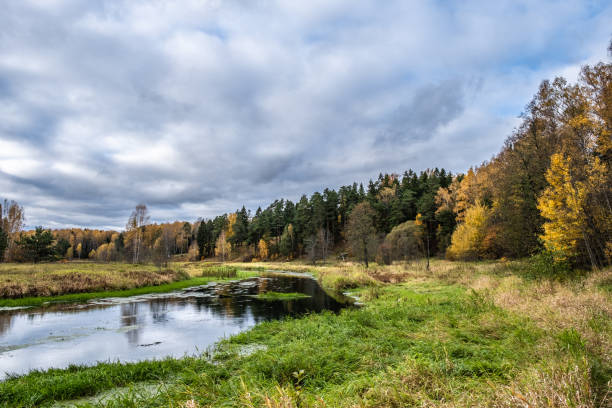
[426,230,430,271]
[363,239,369,268]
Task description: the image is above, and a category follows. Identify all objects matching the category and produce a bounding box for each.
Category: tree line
[0,168,453,265]
[1,45,610,269]
[440,57,611,269]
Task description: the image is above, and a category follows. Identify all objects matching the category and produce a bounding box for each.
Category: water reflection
[0,275,350,380]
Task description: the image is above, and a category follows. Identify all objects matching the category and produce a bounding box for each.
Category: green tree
[196,220,211,258]
[54,237,71,258]
[383,220,421,262]
[18,227,55,263]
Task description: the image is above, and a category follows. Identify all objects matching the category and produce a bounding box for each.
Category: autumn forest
[1,57,611,272]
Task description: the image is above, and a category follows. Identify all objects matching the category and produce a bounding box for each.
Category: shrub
[525,251,573,280]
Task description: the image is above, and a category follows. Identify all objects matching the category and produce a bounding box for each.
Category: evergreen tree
[18,227,55,263]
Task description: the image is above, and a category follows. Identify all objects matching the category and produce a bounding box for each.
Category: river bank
[0,260,609,407]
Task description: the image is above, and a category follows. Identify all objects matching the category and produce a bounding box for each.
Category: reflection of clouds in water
[0,276,351,379]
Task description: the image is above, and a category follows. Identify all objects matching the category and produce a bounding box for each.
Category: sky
[0,0,611,230]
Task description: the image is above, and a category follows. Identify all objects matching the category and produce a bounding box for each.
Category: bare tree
[1,199,25,261]
[305,228,333,265]
[215,230,231,262]
[318,228,333,261]
[153,224,174,268]
[126,204,150,264]
[346,202,378,268]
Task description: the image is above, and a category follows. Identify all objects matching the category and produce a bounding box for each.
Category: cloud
[0,0,610,229]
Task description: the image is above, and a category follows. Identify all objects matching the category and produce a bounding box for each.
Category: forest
[0,58,610,272]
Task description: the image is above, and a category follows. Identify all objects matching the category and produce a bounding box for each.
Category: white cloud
[0,0,610,229]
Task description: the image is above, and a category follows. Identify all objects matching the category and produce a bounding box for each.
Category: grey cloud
[0,0,610,229]
[376,80,466,145]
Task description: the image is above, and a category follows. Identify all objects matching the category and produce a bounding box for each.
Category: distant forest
[1,51,610,269]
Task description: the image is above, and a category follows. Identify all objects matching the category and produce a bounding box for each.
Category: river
[0,274,351,380]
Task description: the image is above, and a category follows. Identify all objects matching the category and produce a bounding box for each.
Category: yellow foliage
[537,153,586,260]
[258,239,269,260]
[446,203,491,260]
[454,168,479,222]
[227,213,237,240]
[538,153,611,263]
[378,186,396,204]
[215,230,231,261]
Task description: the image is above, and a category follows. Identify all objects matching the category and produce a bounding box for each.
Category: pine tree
[18,227,55,263]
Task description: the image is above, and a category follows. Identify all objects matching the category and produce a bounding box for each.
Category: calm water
[0,275,350,380]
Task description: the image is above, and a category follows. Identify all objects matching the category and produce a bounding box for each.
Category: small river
[0,274,351,380]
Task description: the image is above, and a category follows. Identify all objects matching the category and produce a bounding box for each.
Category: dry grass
[228,258,611,407]
[0,262,186,298]
[227,260,380,291]
[493,360,599,408]
[465,267,612,369]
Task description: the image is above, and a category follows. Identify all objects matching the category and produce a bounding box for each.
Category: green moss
[252,292,311,301]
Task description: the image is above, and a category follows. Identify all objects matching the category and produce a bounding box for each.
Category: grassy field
[0,262,258,307]
[0,262,189,298]
[0,259,609,407]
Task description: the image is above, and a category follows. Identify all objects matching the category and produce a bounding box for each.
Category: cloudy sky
[1,0,610,230]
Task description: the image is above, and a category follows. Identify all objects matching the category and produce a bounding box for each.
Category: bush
[525,251,573,280]
[202,265,238,278]
[376,241,393,265]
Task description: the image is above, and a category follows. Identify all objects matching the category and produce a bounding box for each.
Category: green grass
[3,279,600,408]
[0,357,213,407]
[0,277,212,308]
[201,265,239,278]
[252,291,311,301]
[1,262,608,407]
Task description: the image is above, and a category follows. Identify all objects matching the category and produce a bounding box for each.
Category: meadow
[0,262,255,307]
[0,259,609,407]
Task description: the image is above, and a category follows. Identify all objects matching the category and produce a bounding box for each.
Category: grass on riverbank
[252,291,311,301]
[0,276,213,308]
[0,262,187,299]
[1,260,609,408]
[0,262,259,307]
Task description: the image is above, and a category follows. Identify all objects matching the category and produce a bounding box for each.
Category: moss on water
[252,291,311,301]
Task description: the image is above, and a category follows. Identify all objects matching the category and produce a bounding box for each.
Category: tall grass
[0,262,186,299]
[201,265,239,278]
[0,276,227,308]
